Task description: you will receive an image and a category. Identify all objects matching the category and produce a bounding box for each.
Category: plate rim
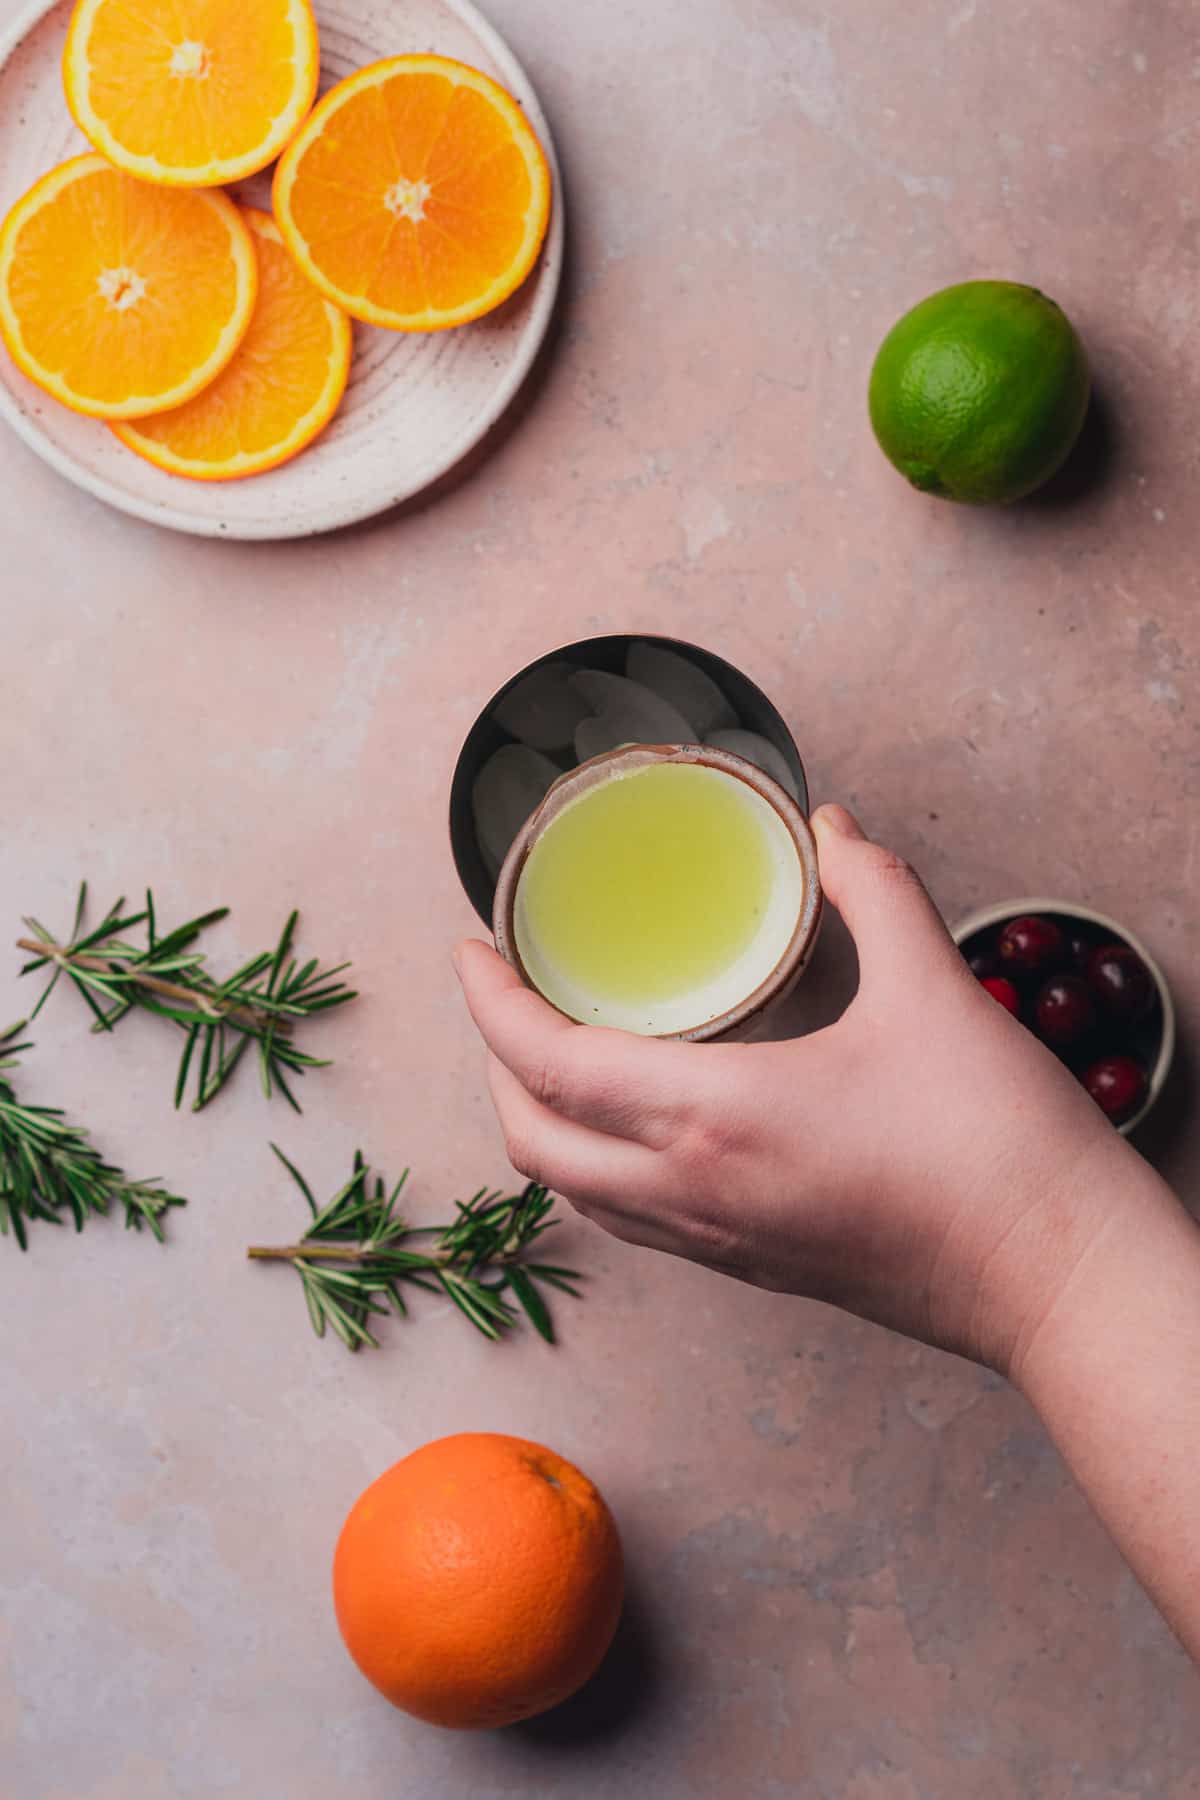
[0,0,564,540]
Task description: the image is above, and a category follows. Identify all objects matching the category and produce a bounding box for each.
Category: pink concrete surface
[2,0,1199,1793]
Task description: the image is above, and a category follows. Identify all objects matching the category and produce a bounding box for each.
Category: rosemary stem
[244,1241,520,1267]
[246,1243,373,1262]
[15,937,285,1035]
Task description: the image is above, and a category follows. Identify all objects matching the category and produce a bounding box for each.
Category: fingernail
[812,803,864,842]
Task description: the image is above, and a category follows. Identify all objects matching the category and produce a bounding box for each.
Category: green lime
[868,280,1090,504]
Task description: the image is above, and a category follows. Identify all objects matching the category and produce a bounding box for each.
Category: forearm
[1011,1149,1200,1660]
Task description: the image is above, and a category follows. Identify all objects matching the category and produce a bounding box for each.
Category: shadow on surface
[1130,1018,1193,1182]
[508,1573,662,1750]
[755,904,861,1043]
[1019,382,1118,512]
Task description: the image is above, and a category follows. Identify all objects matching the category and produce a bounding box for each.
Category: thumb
[810,804,963,994]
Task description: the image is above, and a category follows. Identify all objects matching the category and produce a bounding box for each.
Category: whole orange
[332,1432,624,1729]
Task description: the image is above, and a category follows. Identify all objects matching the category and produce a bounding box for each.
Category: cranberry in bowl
[952,898,1175,1137]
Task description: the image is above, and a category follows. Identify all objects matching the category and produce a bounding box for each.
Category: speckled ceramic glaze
[493,741,824,1041]
[0,0,563,538]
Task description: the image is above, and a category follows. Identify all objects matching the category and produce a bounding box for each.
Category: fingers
[454,937,699,1145]
[458,942,782,1276]
[455,938,575,1071]
[810,804,964,997]
[486,1057,683,1257]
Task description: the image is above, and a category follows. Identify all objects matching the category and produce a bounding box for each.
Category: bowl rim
[952,897,1176,1137]
[492,742,823,1041]
[449,632,810,924]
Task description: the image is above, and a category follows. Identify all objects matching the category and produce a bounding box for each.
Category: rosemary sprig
[17,883,356,1113]
[0,1021,186,1249]
[248,1145,583,1352]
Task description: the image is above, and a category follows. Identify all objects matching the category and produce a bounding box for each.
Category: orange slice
[273,55,551,332]
[63,0,319,187]
[112,208,352,480]
[0,154,257,419]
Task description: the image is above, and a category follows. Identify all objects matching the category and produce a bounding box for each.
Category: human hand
[454,805,1142,1376]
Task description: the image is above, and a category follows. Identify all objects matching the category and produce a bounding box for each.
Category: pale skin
[455,803,1200,1662]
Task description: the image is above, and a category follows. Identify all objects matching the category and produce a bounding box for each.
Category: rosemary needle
[0,1021,186,1250]
[248,1145,583,1352]
[17,882,356,1113]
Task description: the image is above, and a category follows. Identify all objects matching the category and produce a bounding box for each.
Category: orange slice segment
[112,208,352,480]
[273,55,551,332]
[64,0,319,187]
[0,154,257,419]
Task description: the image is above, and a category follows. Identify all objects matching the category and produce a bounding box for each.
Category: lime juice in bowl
[493,744,823,1042]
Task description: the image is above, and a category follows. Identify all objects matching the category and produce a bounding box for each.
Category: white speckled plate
[0,0,563,537]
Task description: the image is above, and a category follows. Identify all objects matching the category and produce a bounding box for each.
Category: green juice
[513,761,805,1035]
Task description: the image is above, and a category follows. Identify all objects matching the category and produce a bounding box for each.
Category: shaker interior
[450,635,809,923]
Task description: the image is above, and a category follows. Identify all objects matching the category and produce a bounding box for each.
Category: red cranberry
[967,946,999,981]
[1087,943,1154,1023]
[1035,975,1096,1046]
[1066,932,1093,972]
[1083,1055,1146,1124]
[998,914,1065,975]
[981,976,1021,1017]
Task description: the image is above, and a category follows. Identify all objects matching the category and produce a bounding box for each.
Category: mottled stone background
[2,0,1198,1794]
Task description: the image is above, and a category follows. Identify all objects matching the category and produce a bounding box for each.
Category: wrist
[986,1136,1185,1391]
[936,1126,1172,1381]
[989,1144,1200,1661]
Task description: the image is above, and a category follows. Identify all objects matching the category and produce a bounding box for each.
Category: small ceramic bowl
[492,742,823,1042]
[953,898,1176,1136]
[449,634,809,924]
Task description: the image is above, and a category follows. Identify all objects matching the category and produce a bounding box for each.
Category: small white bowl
[493,742,823,1042]
[953,897,1176,1137]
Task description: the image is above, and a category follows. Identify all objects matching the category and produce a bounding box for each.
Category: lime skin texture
[868,280,1090,504]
